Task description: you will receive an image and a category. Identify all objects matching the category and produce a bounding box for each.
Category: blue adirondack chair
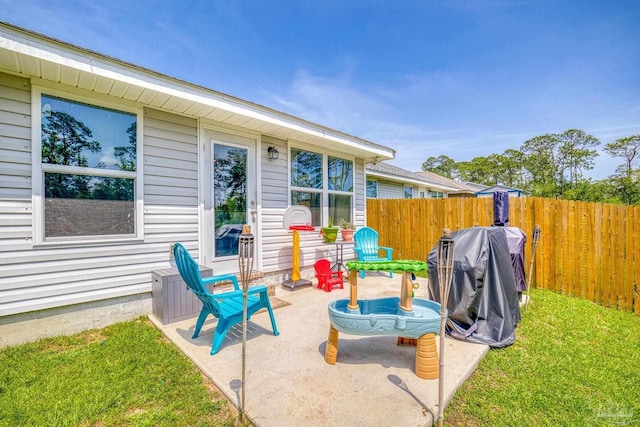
[172,243,279,355]
[353,227,394,279]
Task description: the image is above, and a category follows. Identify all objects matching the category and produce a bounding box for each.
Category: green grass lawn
[0,290,638,426]
[0,318,238,427]
[445,288,640,426]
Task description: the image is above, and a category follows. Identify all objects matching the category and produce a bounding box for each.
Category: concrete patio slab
[150,273,489,426]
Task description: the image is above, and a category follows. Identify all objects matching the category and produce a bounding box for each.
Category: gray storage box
[152,266,213,325]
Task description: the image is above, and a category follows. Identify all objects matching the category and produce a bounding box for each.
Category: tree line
[421,129,640,205]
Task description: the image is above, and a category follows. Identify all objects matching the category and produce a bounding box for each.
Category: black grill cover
[428,227,521,348]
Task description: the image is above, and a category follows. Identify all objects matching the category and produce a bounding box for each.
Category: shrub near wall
[366,197,640,315]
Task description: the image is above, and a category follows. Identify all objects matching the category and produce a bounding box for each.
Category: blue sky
[3,0,639,179]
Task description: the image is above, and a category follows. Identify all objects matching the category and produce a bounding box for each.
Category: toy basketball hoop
[283,206,314,290]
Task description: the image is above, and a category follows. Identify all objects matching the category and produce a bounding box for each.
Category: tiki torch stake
[238,225,254,423]
[524,225,541,312]
[437,229,455,427]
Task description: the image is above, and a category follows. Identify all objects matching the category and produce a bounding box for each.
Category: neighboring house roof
[463,181,490,192]
[0,22,394,162]
[414,171,477,194]
[475,184,528,197]
[413,173,528,197]
[366,162,459,192]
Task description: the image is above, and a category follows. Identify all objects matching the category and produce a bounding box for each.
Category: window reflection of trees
[92,122,137,201]
[41,101,136,201]
[291,149,322,188]
[214,146,247,226]
[42,110,99,199]
[328,156,353,191]
[42,111,100,167]
[214,145,247,257]
[367,180,378,198]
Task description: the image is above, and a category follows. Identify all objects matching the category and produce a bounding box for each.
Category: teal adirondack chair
[353,227,394,279]
[172,243,279,355]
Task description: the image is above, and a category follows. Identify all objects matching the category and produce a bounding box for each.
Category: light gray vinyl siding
[260,135,296,273]
[0,98,199,316]
[143,108,199,246]
[261,135,288,209]
[377,180,404,199]
[0,74,32,252]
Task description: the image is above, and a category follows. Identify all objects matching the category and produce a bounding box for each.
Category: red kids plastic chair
[314,259,344,292]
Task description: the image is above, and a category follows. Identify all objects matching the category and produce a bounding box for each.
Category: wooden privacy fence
[366,197,640,315]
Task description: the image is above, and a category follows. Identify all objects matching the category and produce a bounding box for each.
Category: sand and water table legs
[324,270,440,379]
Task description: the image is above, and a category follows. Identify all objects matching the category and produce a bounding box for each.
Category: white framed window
[32,87,143,244]
[429,191,444,199]
[290,147,354,226]
[366,179,378,198]
[404,185,413,199]
[327,155,353,224]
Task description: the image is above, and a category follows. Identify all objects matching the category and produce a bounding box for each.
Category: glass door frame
[199,127,258,274]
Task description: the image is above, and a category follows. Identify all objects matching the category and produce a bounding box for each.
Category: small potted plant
[320,217,339,243]
[338,218,356,242]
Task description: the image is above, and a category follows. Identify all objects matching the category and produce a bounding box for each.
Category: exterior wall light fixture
[267,146,279,160]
